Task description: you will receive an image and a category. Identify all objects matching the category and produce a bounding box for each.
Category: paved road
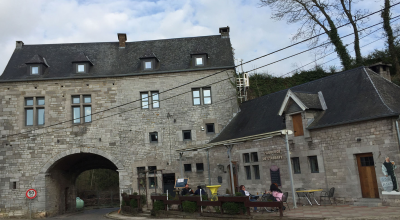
[47,208,119,219]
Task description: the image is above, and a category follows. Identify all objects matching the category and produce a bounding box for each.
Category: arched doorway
[35,149,125,217]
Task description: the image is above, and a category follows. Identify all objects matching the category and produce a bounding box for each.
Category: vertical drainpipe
[207,149,211,186]
[396,116,400,151]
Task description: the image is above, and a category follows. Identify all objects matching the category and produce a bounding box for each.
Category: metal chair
[281,192,290,210]
[295,188,307,205]
[320,187,337,205]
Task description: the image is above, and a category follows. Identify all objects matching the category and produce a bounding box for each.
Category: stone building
[0,27,239,217]
[183,66,400,207]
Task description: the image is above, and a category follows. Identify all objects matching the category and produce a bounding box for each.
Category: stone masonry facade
[0,69,238,218]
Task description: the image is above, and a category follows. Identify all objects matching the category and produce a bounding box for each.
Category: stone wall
[0,69,238,217]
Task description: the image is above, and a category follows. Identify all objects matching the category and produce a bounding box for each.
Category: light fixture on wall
[201,126,204,131]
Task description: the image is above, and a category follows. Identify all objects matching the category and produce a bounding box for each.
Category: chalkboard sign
[270,166,281,186]
[175,178,189,188]
[380,176,393,192]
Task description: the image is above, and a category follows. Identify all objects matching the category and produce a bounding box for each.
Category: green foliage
[234,192,243,197]
[75,169,119,191]
[130,199,138,209]
[153,201,164,211]
[121,200,126,206]
[221,202,246,215]
[140,194,146,205]
[182,201,197,213]
[133,192,138,196]
[201,194,208,201]
[225,188,231,194]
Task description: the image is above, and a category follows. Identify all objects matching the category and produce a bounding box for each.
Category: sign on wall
[270,165,281,186]
[380,176,393,192]
[263,149,283,161]
[26,189,37,199]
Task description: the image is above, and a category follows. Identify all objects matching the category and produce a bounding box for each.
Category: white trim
[278,90,307,116]
[318,91,327,110]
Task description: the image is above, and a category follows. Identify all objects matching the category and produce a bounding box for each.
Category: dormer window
[31,66,39,75]
[77,64,85,73]
[191,54,207,67]
[25,54,49,76]
[72,52,94,74]
[145,61,152,69]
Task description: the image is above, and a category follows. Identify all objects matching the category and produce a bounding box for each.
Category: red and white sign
[26,189,37,199]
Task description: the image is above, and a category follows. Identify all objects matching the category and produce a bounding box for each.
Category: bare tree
[382,0,400,81]
[260,0,353,69]
[338,0,366,65]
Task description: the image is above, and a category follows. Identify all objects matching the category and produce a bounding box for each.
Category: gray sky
[0,0,398,77]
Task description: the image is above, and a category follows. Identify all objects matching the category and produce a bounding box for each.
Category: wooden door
[228,162,238,193]
[292,114,304,136]
[356,153,379,198]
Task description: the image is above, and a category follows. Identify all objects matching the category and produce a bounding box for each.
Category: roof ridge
[362,67,394,113]
[19,35,221,47]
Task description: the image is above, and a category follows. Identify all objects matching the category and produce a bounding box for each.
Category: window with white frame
[192,87,212,105]
[141,91,160,109]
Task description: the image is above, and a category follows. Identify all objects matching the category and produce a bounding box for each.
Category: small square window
[308,156,319,173]
[145,61,152,69]
[150,132,158,143]
[243,153,250,163]
[206,123,215,133]
[184,164,192,172]
[245,166,251,180]
[292,157,301,174]
[196,163,204,172]
[77,64,85,73]
[12,182,17,189]
[253,165,260,179]
[251,152,258,162]
[36,97,45,105]
[72,96,80,104]
[195,57,203,66]
[83,95,91,103]
[31,66,39,74]
[183,130,192,140]
[148,177,157,189]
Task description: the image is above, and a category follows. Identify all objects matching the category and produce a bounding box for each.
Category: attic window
[77,64,85,73]
[31,67,39,74]
[192,54,207,67]
[196,57,203,66]
[145,61,152,69]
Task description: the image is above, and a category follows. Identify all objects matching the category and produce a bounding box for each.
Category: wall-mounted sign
[26,189,37,199]
[263,149,283,160]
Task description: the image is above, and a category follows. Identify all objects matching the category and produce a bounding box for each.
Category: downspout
[207,149,211,186]
[179,152,184,178]
[396,116,400,151]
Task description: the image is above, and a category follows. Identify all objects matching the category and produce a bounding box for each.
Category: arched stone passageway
[32,149,126,217]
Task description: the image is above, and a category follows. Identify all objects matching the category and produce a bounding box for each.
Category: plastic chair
[320,187,337,205]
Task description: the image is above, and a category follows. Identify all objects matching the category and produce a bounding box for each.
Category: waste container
[76,197,84,209]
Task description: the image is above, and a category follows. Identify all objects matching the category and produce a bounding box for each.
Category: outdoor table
[295,189,323,206]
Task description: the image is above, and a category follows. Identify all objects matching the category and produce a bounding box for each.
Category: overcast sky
[0,0,399,77]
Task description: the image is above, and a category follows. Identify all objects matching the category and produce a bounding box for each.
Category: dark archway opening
[45,153,118,216]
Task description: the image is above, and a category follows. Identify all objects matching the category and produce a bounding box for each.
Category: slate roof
[209,66,400,144]
[25,54,49,67]
[72,52,94,65]
[0,35,234,82]
[292,91,322,109]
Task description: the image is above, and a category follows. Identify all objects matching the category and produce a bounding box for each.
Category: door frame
[355,153,379,198]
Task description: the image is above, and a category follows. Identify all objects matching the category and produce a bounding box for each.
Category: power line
[279,17,400,77]
[242,14,400,74]
[2,4,398,140]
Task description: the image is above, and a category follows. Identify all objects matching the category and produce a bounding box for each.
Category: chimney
[219,26,230,38]
[368,62,392,81]
[16,41,24,49]
[117,33,127,48]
